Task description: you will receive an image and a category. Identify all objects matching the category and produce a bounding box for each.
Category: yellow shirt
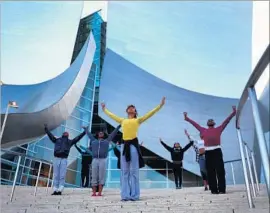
[104,104,162,140]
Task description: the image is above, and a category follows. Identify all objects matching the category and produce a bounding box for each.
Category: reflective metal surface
[99,49,239,180]
[1,33,96,147]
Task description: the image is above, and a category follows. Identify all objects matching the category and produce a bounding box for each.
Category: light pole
[0,101,19,142]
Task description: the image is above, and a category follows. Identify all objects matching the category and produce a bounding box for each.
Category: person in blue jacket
[83,125,121,196]
[44,124,86,195]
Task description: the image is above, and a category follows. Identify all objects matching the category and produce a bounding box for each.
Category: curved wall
[1,33,96,147]
[99,49,239,180]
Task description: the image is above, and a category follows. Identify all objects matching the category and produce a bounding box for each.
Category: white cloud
[81,1,108,21]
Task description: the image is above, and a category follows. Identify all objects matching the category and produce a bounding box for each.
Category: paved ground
[0,185,269,213]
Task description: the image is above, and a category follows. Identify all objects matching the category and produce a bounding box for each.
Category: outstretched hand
[101,103,106,110]
[160,97,166,106]
[82,126,88,130]
[44,124,48,128]
[159,138,162,142]
[183,112,188,120]
[140,141,143,146]
[232,106,237,113]
[184,129,189,137]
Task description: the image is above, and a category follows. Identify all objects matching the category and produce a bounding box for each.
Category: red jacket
[186,111,236,147]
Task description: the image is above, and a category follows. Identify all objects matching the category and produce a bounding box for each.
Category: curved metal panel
[99,49,239,180]
[1,33,96,147]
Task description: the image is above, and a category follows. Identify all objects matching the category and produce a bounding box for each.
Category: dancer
[184,106,236,194]
[184,129,208,191]
[159,138,193,189]
[83,126,121,196]
[44,124,86,195]
[101,97,165,201]
[74,144,92,188]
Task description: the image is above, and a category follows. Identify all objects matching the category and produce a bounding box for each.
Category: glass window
[78,96,92,110]
[82,87,94,100]
[72,106,91,122]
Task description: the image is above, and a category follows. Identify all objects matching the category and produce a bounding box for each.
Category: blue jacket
[85,125,121,159]
[45,127,86,158]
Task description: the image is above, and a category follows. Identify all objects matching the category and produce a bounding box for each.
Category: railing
[3,146,224,201]
[236,44,270,208]
[0,149,81,202]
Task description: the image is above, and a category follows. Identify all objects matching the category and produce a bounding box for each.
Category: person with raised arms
[101,97,165,201]
[44,125,86,195]
[82,125,121,196]
[159,137,193,189]
[184,106,236,194]
[184,129,208,191]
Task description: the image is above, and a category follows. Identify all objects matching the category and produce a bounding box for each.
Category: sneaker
[121,199,128,202]
[92,193,97,197]
[219,191,226,194]
[51,191,58,195]
[97,192,102,196]
[57,192,62,195]
[204,187,209,191]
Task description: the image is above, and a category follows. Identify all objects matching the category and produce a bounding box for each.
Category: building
[1,3,269,189]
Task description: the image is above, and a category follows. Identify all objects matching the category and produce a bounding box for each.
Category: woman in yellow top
[101,97,165,201]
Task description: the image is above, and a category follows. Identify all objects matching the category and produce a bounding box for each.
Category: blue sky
[1,1,83,84]
[1,1,253,98]
[107,1,253,98]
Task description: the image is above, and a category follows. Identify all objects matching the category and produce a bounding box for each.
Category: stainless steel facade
[99,49,242,183]
[1,33,96,148]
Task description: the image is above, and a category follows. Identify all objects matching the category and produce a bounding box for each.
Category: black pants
[81,165,90,187]
[173,164,183,188]
[205,148,226,193]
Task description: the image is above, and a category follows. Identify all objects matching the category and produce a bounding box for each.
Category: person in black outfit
[159,138,193,189]
[74,144,93,188]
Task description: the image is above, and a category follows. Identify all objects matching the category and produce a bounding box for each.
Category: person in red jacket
[184,106,236,194]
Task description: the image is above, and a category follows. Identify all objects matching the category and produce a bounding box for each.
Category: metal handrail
[235,44,270,208]
[0,149,83,201]
[236,44,269,125]
[224,159,242,164]
[1,149,52,165]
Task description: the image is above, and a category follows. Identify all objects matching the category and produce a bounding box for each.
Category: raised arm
[184,112,205,132]
[138,97,165,124]
[219,106,237,131]
[184,129,197,145]
[160,138,173,152]
[71,129,86,145]
[82,126,96,141]
[182,141,194,152]
[74,144,83,154]
[44,124,57,143]
[107,125,121,141]
[102,103,124,124]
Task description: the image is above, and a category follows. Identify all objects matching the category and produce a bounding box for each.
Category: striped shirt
[191,138,205,162]
[193,144,200,162]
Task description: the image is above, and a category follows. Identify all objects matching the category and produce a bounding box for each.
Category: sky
[1,1,268,98]
[106,1,253,98]
[1,1,104,85]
